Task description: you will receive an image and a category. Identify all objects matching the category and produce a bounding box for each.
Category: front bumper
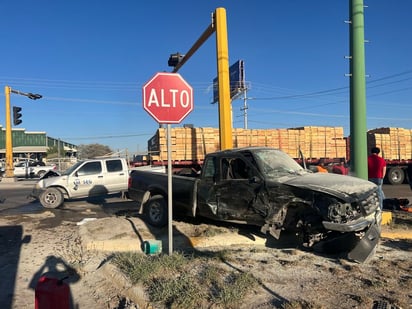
[30,186,45,200]
[348,220,381,263]
[322,210,382,263]
[322,210,382,233]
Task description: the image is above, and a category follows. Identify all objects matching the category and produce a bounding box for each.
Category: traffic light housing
[168,53,184,67]
[27,93,42,100]
[13,106,22,126]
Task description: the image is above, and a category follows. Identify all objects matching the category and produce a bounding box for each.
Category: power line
[60,133,154,140]
[246,70,412,101]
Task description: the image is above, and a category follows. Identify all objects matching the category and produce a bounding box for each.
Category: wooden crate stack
[148,127,218,161]
[147,126,348,162]
[287,126,346,159]
[368,127,412,160]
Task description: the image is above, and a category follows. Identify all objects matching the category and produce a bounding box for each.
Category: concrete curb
[381,210,412,239]
[381,211,392,225]
[100,263,150,308]
[187,233,267,248]
[78,215,411,256]
[381,230,412,240]
[85,239,142,252]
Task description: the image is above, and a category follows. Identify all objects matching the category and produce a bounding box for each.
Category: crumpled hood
[40,170,61,179]
[274,173,377,201]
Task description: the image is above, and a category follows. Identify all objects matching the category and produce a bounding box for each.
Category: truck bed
[128,170,199,213]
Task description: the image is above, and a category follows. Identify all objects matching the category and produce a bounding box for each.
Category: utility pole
[240,88,248,129]
[349,0,368,179]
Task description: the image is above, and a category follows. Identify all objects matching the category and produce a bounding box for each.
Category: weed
[112,252,157,284]
[112,250,259,308]
[147,274,205,308]
[212,272,258,307]
[211,249,232,262]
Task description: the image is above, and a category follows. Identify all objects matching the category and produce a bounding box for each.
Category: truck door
[68,161,106,198]
[198,156,262,223]
[103,159,128,193]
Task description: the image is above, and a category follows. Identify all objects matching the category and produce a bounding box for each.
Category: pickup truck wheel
[40,187,64,208]
[37,170,46,178]
[145,195,167,227]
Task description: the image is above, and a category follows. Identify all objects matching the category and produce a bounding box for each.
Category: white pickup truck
[13,161,57,178]
[31,157,129,208]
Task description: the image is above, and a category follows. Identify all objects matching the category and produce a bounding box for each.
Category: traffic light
[13,106,22,126]
[27,93,42,100]
[168,53,184,67]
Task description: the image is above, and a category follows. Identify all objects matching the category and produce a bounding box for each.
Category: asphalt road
[381,182,412,202]
[0,179,138,226]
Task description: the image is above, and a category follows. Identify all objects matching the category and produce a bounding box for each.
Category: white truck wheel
[40,187,64,208]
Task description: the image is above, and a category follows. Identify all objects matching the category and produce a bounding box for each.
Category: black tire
[37,170,46,178]
[40,187,64,208]
[144,195,168,227]
[387,167,405,185]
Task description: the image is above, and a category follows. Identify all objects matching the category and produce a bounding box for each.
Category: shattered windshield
[253,148,306,176]
[61,161,83,176]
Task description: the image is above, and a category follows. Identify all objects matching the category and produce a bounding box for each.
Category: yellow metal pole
[4,86,15,178]
[215,7,233,150]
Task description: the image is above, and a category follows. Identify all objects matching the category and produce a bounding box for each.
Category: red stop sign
[142,72,193,124]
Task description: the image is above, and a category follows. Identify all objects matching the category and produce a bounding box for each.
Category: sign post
[142,72,193,255]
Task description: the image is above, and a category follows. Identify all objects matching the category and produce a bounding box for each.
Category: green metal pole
[349,0,368,179]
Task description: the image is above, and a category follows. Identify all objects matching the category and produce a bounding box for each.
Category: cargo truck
[131,126,412,185]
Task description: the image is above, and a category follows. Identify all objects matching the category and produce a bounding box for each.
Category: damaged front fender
[258,178,381,263]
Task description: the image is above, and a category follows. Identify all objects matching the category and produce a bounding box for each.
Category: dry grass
[112,251,259,308]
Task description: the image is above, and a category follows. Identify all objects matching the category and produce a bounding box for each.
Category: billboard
[212,60,245,103]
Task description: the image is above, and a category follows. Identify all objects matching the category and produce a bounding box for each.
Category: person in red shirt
[368,147,386,209]
[332,160,349,175]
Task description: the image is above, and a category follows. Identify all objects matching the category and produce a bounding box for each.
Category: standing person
[332,160,349,175]
[368,147,386,209]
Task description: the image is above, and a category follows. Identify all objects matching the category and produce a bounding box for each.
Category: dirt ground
[1,211,411,309]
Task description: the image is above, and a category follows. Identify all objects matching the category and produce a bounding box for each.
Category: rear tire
[40,187,64,208]
[144,195,167,227]
[387,167,405,185]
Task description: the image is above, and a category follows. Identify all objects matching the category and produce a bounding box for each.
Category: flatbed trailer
[131,126,412,185]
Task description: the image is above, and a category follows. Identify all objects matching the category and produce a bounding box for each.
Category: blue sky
[0,1,411,155]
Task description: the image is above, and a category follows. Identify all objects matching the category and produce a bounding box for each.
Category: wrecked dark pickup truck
[128,147,382,262]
